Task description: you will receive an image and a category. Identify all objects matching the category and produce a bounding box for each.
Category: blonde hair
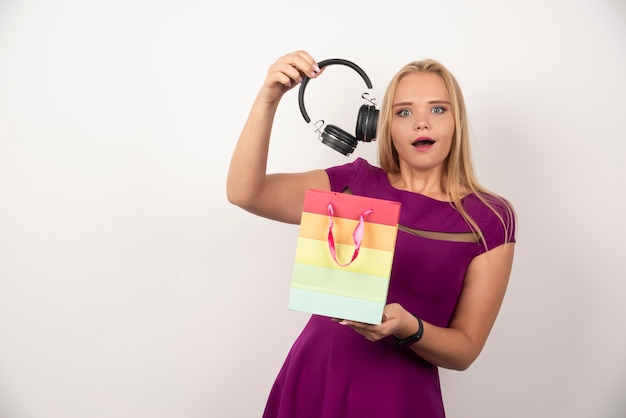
[378,59,515,246]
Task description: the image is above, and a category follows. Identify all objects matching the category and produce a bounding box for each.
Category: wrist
[393,313,424,346]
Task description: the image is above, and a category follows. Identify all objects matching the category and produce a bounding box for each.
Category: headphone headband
[298,58,375,124]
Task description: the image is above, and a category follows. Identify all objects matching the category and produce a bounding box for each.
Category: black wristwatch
[393,314,424,346]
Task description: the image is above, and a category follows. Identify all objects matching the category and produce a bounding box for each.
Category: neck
[388,164,449,201]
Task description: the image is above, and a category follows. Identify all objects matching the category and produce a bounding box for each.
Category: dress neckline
[383,172,474,204]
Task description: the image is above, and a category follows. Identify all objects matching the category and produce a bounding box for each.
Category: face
[390,72,455,175]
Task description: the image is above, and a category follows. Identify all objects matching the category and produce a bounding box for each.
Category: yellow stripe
[299,212,398,252]
[294,237,395,277]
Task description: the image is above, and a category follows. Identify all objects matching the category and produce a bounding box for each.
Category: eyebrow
[392,100,451,107]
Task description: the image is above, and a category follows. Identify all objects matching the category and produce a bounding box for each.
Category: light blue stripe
[288,287,385,325]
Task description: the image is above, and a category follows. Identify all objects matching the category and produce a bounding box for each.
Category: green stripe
[291,263,390,302]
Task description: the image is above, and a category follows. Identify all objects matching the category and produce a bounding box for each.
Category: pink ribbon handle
[327,203,374,267]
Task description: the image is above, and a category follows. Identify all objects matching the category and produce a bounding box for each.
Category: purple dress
[263,158,516,418]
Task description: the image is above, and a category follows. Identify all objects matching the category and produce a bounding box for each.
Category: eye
[431,106,447,114]
[397,109,412,117]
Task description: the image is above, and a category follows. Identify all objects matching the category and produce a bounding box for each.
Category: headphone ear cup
[355,104,379,142]
[321,124,358,156]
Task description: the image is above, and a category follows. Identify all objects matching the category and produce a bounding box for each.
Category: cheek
[390,135,401,152]
[390,118,410,139]
[389,124,399,145]
[442,132,455,159]
[440,118,455,141]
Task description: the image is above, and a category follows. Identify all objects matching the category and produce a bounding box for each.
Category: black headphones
[298,58,379,156]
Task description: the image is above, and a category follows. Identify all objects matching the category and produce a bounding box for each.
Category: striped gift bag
[288,189,401,325]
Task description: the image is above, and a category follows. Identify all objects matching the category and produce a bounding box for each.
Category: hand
[259,50,323,104]
[332,303,415,342]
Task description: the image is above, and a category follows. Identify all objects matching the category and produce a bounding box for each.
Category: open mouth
[412,138,435,147]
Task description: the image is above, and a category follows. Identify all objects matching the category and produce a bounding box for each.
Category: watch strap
[393,314,423,346]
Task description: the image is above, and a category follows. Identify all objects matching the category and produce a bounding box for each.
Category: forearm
[226,94,278,209]
[405,321,484,371]
[350,304,489,371]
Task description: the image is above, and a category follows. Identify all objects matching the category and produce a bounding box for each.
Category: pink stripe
[302,189,400,226]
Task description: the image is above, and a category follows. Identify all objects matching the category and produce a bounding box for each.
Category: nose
[413,109,430,130]
[414,118,429,130]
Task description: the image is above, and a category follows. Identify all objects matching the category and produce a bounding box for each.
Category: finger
[264,62,298,87]
[277,51,321,79]
[341,320,368,329]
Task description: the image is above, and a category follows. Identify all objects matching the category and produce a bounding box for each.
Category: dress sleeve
[325,158,367,193]
[476,196,517,254]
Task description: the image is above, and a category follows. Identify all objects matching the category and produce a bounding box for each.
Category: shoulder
[464,192,517,249]
[325,157,386,192]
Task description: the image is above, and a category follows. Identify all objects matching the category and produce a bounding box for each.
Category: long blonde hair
[378,59,515,246]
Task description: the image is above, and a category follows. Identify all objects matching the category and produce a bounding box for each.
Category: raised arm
[226,51,330,224]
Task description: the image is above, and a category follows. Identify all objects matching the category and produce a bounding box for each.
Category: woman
[227,50,516,418]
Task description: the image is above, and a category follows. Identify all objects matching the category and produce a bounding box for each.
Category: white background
[1,0,625,417]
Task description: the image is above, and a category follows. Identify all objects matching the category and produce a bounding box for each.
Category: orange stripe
[299,212,398,252]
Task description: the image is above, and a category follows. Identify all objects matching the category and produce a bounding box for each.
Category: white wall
[0,0,624,417]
